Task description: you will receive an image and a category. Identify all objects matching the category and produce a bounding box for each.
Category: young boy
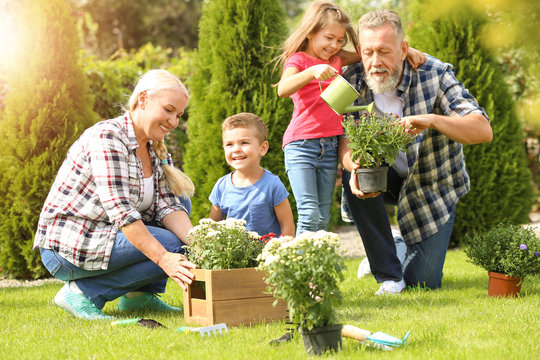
[209,112,295,237]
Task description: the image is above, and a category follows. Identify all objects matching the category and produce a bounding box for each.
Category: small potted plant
[342,112,416,192]
[182,219,286,326]
[258,231,345,355]
[464,222,540,297]
[185,218,265,270]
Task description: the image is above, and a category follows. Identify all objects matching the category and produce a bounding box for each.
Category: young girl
[277,0,424,235]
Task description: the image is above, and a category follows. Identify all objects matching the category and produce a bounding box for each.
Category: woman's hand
[158,252,196,291]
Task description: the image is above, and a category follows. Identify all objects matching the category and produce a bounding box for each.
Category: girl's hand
[158,252,196,291]
[310,64,338,81]
[406,47,426,70]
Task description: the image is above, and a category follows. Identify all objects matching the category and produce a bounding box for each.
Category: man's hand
[349,164,382,199]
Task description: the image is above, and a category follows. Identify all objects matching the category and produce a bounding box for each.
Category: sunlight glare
[0,2,24,71]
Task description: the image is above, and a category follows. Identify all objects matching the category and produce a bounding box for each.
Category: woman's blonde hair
[274,0,358,73]
[128,69,195,198]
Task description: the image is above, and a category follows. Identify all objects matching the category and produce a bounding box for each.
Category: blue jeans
[284,137,338,235]
[343,168,456,288]
[40,225,186,309]
[395,211,455,289]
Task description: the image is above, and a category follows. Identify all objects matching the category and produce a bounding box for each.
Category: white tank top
[138,175,154,212]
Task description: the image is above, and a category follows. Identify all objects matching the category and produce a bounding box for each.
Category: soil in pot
[356,167,388,193]
[301,324,343,355]
[488,271,522,297]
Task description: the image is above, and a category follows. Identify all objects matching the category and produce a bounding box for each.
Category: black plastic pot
[356,167,388,193]
[300,324,343,355]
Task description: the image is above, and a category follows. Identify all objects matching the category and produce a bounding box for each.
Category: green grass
[1,250,539,359]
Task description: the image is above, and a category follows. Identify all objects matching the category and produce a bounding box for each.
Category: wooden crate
[183,267,288,327]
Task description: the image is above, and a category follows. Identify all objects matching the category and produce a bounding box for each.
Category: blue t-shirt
[209,169,289,236]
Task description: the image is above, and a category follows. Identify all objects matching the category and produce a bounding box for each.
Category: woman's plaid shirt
[34,114,187,270]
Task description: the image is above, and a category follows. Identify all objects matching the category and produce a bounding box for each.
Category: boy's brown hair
[222,112,268,144]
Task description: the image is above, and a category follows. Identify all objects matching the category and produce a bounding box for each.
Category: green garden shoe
[54,283,114,320]
[117,293,182,312]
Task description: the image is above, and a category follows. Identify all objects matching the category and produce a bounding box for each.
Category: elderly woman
[34,69,196,319]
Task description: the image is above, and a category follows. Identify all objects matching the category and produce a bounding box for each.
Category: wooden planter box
[183,267,288,327]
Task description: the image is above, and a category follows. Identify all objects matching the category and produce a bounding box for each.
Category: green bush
[407,2,534,245]
[0,0,98,278]
[184,0,294,223]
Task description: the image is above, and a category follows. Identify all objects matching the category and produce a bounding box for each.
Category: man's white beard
[365,64,402,94]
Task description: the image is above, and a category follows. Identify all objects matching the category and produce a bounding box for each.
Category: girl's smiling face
[305,22,346,61]
[134,88,188,144]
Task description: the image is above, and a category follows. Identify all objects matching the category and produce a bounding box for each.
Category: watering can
[320,75,374,115]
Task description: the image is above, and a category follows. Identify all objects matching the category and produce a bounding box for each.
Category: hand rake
[111,318,228,338]
[175,323,229,338]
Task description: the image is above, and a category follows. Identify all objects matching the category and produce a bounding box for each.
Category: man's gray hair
[358,9,404,41]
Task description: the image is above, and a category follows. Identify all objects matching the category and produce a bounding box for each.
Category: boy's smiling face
[222,126,268,172]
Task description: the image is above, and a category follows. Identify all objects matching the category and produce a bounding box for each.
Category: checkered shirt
[343,55,489,245]
[34,114,187,270]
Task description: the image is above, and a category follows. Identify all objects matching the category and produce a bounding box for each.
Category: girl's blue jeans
[284,136,338,235]
[40,225,186,309]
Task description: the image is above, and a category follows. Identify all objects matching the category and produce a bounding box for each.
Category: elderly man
[339,9,492,294]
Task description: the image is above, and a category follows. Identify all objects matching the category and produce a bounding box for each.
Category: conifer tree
[184,0,293,223]
[0,0,98,277]
[406,2,534,245]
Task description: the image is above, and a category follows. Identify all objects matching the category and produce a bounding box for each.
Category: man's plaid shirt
[34,114,187,270]
[343,55,489,245]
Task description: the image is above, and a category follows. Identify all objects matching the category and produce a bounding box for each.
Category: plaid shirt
[34,114,187,270]
[343,55,488,245]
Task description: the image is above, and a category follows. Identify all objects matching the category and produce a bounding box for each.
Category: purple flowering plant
[342,112,417,168]
[464,222,540,278]
[257,231,345,330]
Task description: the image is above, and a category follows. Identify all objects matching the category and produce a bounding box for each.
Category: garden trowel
[342,325,410,350]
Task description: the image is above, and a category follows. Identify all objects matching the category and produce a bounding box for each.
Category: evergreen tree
[406,1,534,245]
[184,0,294,223]
[0,0,98,278]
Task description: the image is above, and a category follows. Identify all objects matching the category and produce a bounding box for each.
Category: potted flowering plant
[464,222,540,297]
[184,218,265,270]
[258,231,345,355]
[342,112,416,192]
[182,219,286,326]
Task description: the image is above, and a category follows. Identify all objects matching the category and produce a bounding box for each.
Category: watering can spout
[319,75,375,115]
[343,103,374,114]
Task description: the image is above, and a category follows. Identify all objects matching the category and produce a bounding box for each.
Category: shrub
[407,1,534,245]
[0,0,98,278]
[184,0,294,224]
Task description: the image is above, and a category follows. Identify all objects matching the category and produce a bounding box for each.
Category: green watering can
[320,75,374,115]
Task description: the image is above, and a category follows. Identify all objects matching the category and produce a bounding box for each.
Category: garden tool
[111,318,165,329]
[319,75,375,115]
[175,323,229,338]
[342,325,410,350]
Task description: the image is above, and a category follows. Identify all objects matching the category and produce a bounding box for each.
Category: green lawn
[1,250,538,359]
